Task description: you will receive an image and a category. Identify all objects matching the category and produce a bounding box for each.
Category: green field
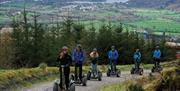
[129,19,180,32]
[130,8,180,33]
[0,2,180,36]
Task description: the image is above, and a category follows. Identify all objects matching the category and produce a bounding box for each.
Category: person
[56,46,72,90]
[133,49,141,69]
[89,48,99,75]
[153,46,161,67]
[108,46,119,71]
[72,44,85,82]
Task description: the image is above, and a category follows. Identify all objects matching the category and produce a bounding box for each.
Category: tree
[0,30,13,68]
[30,12,45,67]
[61,16,74,46]
[96,24,113,64]
[73,23,85,44]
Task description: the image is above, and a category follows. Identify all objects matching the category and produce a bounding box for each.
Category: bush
[127,83,145,91]
[39,63,48,70]
[0,67,59,90]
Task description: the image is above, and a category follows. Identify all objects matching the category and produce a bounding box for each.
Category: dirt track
[21,70,150,91]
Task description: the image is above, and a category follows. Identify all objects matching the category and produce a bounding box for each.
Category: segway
[70,74,87,86]
[87,67,102,81]
[130,62,143,75]
[151,61,163,73]
[53,65,75,91]
[106,62,121,77]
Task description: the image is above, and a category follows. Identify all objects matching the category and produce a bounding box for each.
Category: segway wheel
[159,66,163,72]
[151,68,154,73]
[131,68,134,74]
[116,70,120,77]
[139,68,143,75]
[82,76,87,86]
[107,69,110,77]
[98,72,102,81]
[69,83,75,91]
[53,82,59,91]
[87,71,91,80]
[152,66,156,73]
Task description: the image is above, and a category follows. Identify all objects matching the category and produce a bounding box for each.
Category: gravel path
[21,70,150,91]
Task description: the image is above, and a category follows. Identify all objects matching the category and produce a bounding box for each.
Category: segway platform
[70,74,87,86]
[130,67,143,75]
[151,66,163,73]
[107,69,121,77]
[87,70,102,81]
[53,79,75,91]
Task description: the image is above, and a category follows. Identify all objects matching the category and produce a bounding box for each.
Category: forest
[0,9,176,68]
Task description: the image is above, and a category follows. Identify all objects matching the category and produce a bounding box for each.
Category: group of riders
[57,44,162,90]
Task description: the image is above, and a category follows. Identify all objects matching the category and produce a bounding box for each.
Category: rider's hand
[60,52,64,59]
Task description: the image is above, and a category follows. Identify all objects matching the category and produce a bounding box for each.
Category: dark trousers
[154,58,160,67]
[60,67,70,89]
[75,63,82,81]
[110,60,117,71]
[134,60,140,69]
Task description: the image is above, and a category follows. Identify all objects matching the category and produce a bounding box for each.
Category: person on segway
[107,46,120,77]
[108,46,119,73]
[153,46,161,68]
[72,44,85,83]
[89,48,99,77]
[151,46,162,73]
[133,49,141,70]
[56,46,72,90]
[131,48,143,75]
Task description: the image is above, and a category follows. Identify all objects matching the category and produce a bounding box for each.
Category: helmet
[76,44,82,49]
[62,46,68,50]
[156,46,159,49]
[136,48,139,52]
[111,46,115,50]
[93,48,97,51]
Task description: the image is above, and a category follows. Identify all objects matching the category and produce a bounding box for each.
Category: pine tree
[73,22,85,44]
[61,16,74,46]
[30,12,45,67]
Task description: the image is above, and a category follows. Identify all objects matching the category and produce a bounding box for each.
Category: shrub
[127,83,145,91]
[39,63,48,70]
[0,67,59,90]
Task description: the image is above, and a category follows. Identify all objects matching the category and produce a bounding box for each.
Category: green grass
[130,8,180,33]
[129,19,180,32]
[153,32,180,36]
[99,81,128,91]
[99,60,180,91]
[134,9,175,17]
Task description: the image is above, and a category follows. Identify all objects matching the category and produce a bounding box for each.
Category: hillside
[127,0,180,11]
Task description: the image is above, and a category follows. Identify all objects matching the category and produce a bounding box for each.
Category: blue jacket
[108,50,119,61]
[72,49,85,64]
[133,52,141,62]
[153,49,161,59]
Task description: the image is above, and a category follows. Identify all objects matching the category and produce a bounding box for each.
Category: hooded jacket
[108,50,119,61]
[133,51,141,62]
[153,49,161,59]
[72,49,85,64]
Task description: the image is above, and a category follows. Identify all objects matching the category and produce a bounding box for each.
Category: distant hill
[127,0,180,11]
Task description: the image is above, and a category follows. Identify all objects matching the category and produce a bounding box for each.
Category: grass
[99,60,180,91]
[130,8,180,33]
[0,67,59,90]
[99,82,127,91]
[129,19,180,32]
[0,64,153,90]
